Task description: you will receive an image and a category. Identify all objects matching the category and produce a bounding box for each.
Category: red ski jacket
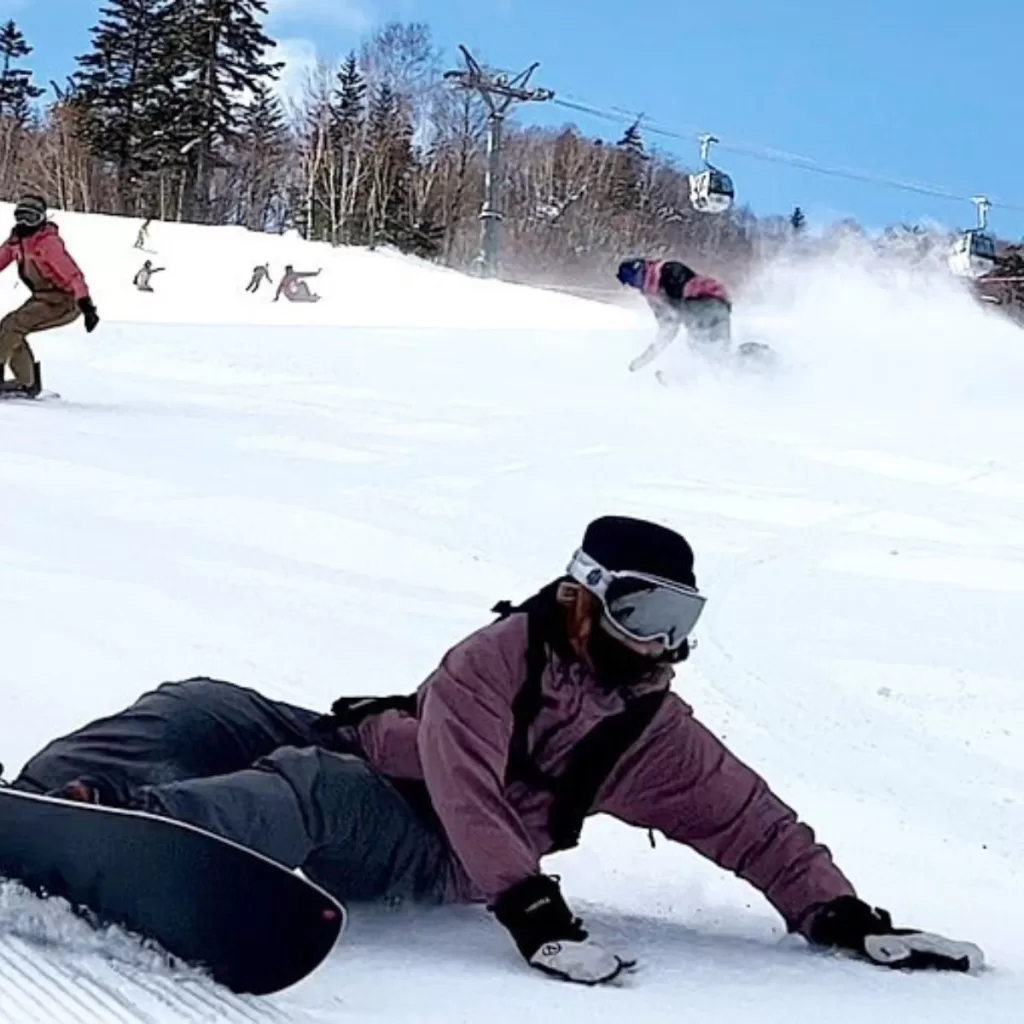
[0,223,90,301]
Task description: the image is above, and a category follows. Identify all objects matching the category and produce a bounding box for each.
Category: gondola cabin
[689,167,734,214]
[948,229,996,279]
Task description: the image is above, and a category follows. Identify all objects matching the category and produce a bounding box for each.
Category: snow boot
[0,360,42,398]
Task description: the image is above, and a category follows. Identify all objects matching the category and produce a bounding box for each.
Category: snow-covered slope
[0,212,1022,1023]
[0,204,640,330]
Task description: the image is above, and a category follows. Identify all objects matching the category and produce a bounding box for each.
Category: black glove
[78,297,99,333]
[810,896,984,973]
[490,874,633,985]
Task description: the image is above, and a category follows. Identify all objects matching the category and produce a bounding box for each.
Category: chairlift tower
[444,47,554,277]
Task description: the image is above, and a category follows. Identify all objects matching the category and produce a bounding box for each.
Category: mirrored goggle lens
[14,209,43,226]
[604,577,705,648]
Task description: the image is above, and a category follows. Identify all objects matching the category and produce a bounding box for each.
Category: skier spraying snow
[0,195,99,395]
[617,258,732,373]
[10,516,983,985]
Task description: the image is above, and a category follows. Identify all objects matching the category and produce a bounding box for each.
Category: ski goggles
[567,548,706,650]
[14,201,45,228]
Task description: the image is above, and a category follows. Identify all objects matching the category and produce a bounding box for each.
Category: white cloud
[266,0,373,32]
[272,37,321,105]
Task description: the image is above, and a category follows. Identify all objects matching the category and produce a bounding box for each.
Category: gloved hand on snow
[810,896,984,973]
[490,874,634,985]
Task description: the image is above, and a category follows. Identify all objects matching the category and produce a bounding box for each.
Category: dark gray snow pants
[13,678,454,906]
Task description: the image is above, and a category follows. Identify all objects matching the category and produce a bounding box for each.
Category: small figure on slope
[617,257,731,374]
[10,516,983,984]
[246,263,272,294]
[273,265,321,303]
[0,195,99,396]
[134,217,153,251]
[133,260,165,293]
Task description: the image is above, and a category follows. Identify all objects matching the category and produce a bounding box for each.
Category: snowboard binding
[0,361,44,398]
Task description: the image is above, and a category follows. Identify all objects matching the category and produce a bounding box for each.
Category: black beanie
[580,515,696,588]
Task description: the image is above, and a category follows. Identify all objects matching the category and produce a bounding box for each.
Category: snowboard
[0,361,60,401]
[655,342,780,386]
[0,788,345,995]
[0,389,61,402]
[734,341,780,372]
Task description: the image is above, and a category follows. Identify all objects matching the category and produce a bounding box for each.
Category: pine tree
[331,52,367,243]
[0,21,43,124]
[334,52,366,137]
[365,82,415,247]
[236,83,289,229]
[611,118,647,212]
[790,205,806,233]
[616,120,645,159]
[169,0,282,222]
[74,0,181,213]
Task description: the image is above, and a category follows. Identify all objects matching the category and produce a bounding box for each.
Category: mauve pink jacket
[0,224,90,300]
[357,614,855,936]
[641,259,730,305]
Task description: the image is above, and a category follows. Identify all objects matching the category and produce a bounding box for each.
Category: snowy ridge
[0,209,1022,1021]
[0,203,641,332]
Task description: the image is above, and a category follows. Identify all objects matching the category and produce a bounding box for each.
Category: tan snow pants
[0,291,80,386]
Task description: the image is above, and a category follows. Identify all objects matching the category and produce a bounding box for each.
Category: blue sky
[12,0,1024,237]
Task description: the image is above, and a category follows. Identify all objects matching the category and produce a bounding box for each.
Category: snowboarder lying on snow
[273,265,321,303]
[10,515,983,985]
[0,195,99,395]
[617,258,731,373]
[133,260,165,293]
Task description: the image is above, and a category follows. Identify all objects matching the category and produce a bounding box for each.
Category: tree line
[1,1,1021,311]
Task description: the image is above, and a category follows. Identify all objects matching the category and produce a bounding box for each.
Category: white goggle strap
[567,548,698,599]
[566,548,613,597]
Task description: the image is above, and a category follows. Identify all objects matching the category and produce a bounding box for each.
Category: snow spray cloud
[735,238,1024,417]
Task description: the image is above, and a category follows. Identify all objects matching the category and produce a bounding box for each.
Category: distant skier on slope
[0,195,99,396]
[617,257,732,373]
[10,515,983,985]
[273,265,321,303]
[245,263,272,293]
[134,218,153,251]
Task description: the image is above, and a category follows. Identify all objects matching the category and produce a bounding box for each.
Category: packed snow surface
[0,208,1020,1022]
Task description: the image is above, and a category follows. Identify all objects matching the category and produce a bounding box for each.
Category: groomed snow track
[0,933,287,1024]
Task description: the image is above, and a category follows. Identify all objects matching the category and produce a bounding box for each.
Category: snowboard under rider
[10,515,983,985]
[0,195,99,395]
[617,258,731,373]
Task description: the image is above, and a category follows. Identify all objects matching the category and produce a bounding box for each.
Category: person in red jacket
[0,195,99,395]
[617,258,731,374]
